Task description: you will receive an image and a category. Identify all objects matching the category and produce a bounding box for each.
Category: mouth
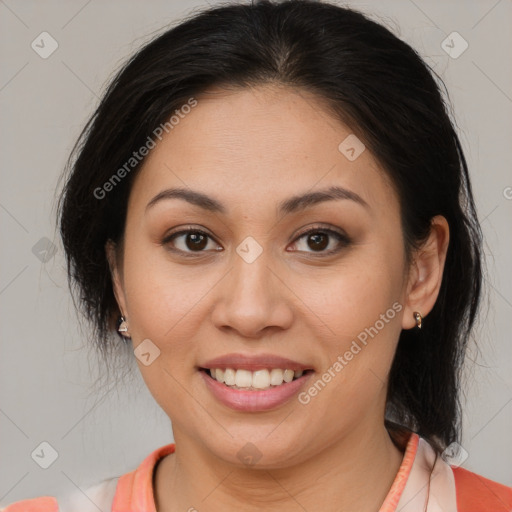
[197,353,315,411]
[198,366,315,412]
[199,367,315,391]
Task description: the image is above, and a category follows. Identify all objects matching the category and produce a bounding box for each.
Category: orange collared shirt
[2,433,511,511]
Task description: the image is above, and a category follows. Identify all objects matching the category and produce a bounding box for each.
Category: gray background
[1,0,511,506]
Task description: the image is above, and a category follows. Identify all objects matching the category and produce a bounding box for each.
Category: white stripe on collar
[57,476,119,512]
[396,438,457,512]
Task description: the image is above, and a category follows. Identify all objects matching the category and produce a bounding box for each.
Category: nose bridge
[230,237,275,307]
[212,235,292,335]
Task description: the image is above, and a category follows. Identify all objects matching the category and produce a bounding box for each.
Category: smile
[202,367,311,390]
[199,367,314,412]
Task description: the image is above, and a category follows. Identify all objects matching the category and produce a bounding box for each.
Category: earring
[117,315,130,338]
[413,311,423,329]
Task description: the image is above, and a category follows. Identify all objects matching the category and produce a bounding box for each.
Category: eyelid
[162,224,213,239]
[293,224,348,241]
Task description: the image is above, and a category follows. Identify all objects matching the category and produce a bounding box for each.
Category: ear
[402,215,450,330]
[105,239,128,318]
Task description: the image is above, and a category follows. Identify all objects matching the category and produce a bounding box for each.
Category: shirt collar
[112,431,455,512]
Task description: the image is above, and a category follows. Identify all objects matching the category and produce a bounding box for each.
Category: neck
[154,421,405,512]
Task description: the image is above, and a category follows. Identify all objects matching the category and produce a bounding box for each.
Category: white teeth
[270,368,285,386]
[252,369,270,389]
[223,368,236,386]
[235,369,253,388]
[207,367,308,390]
[283,369,294,383]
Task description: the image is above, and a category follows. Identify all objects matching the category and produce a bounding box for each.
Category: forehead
[128,85,398,217]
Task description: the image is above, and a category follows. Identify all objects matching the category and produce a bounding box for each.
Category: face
[109,85,414,468]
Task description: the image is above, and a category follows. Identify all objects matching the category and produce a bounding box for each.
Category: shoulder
[0,477,119,512]
[0,496,58,512]
[452,466,512,512]
[0,443,175,512]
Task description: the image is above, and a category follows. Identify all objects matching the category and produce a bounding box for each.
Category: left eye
[291,228,350,255]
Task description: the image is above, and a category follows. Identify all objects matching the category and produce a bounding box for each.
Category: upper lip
[200,353,314,372]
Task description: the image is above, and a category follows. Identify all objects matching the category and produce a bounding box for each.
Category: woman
[3,0,510,511]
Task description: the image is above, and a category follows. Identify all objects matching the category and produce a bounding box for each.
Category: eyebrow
[145,185,370,215]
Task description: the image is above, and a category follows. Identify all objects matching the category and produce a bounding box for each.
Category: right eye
[162,228,222,256]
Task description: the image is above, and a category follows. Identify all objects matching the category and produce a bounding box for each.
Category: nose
[210,246,294,338]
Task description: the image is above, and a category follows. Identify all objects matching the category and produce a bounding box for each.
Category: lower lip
[200,370,313,412]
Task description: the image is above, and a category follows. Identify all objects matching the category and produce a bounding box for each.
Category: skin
[107,84,449,512]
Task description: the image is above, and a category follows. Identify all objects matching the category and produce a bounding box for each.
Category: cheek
[304,242,405,396]
[121,243,211,356]
[120,247,214,413]
[307,248,404,341]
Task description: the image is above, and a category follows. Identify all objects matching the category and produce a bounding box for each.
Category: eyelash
[161,225,351,258]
